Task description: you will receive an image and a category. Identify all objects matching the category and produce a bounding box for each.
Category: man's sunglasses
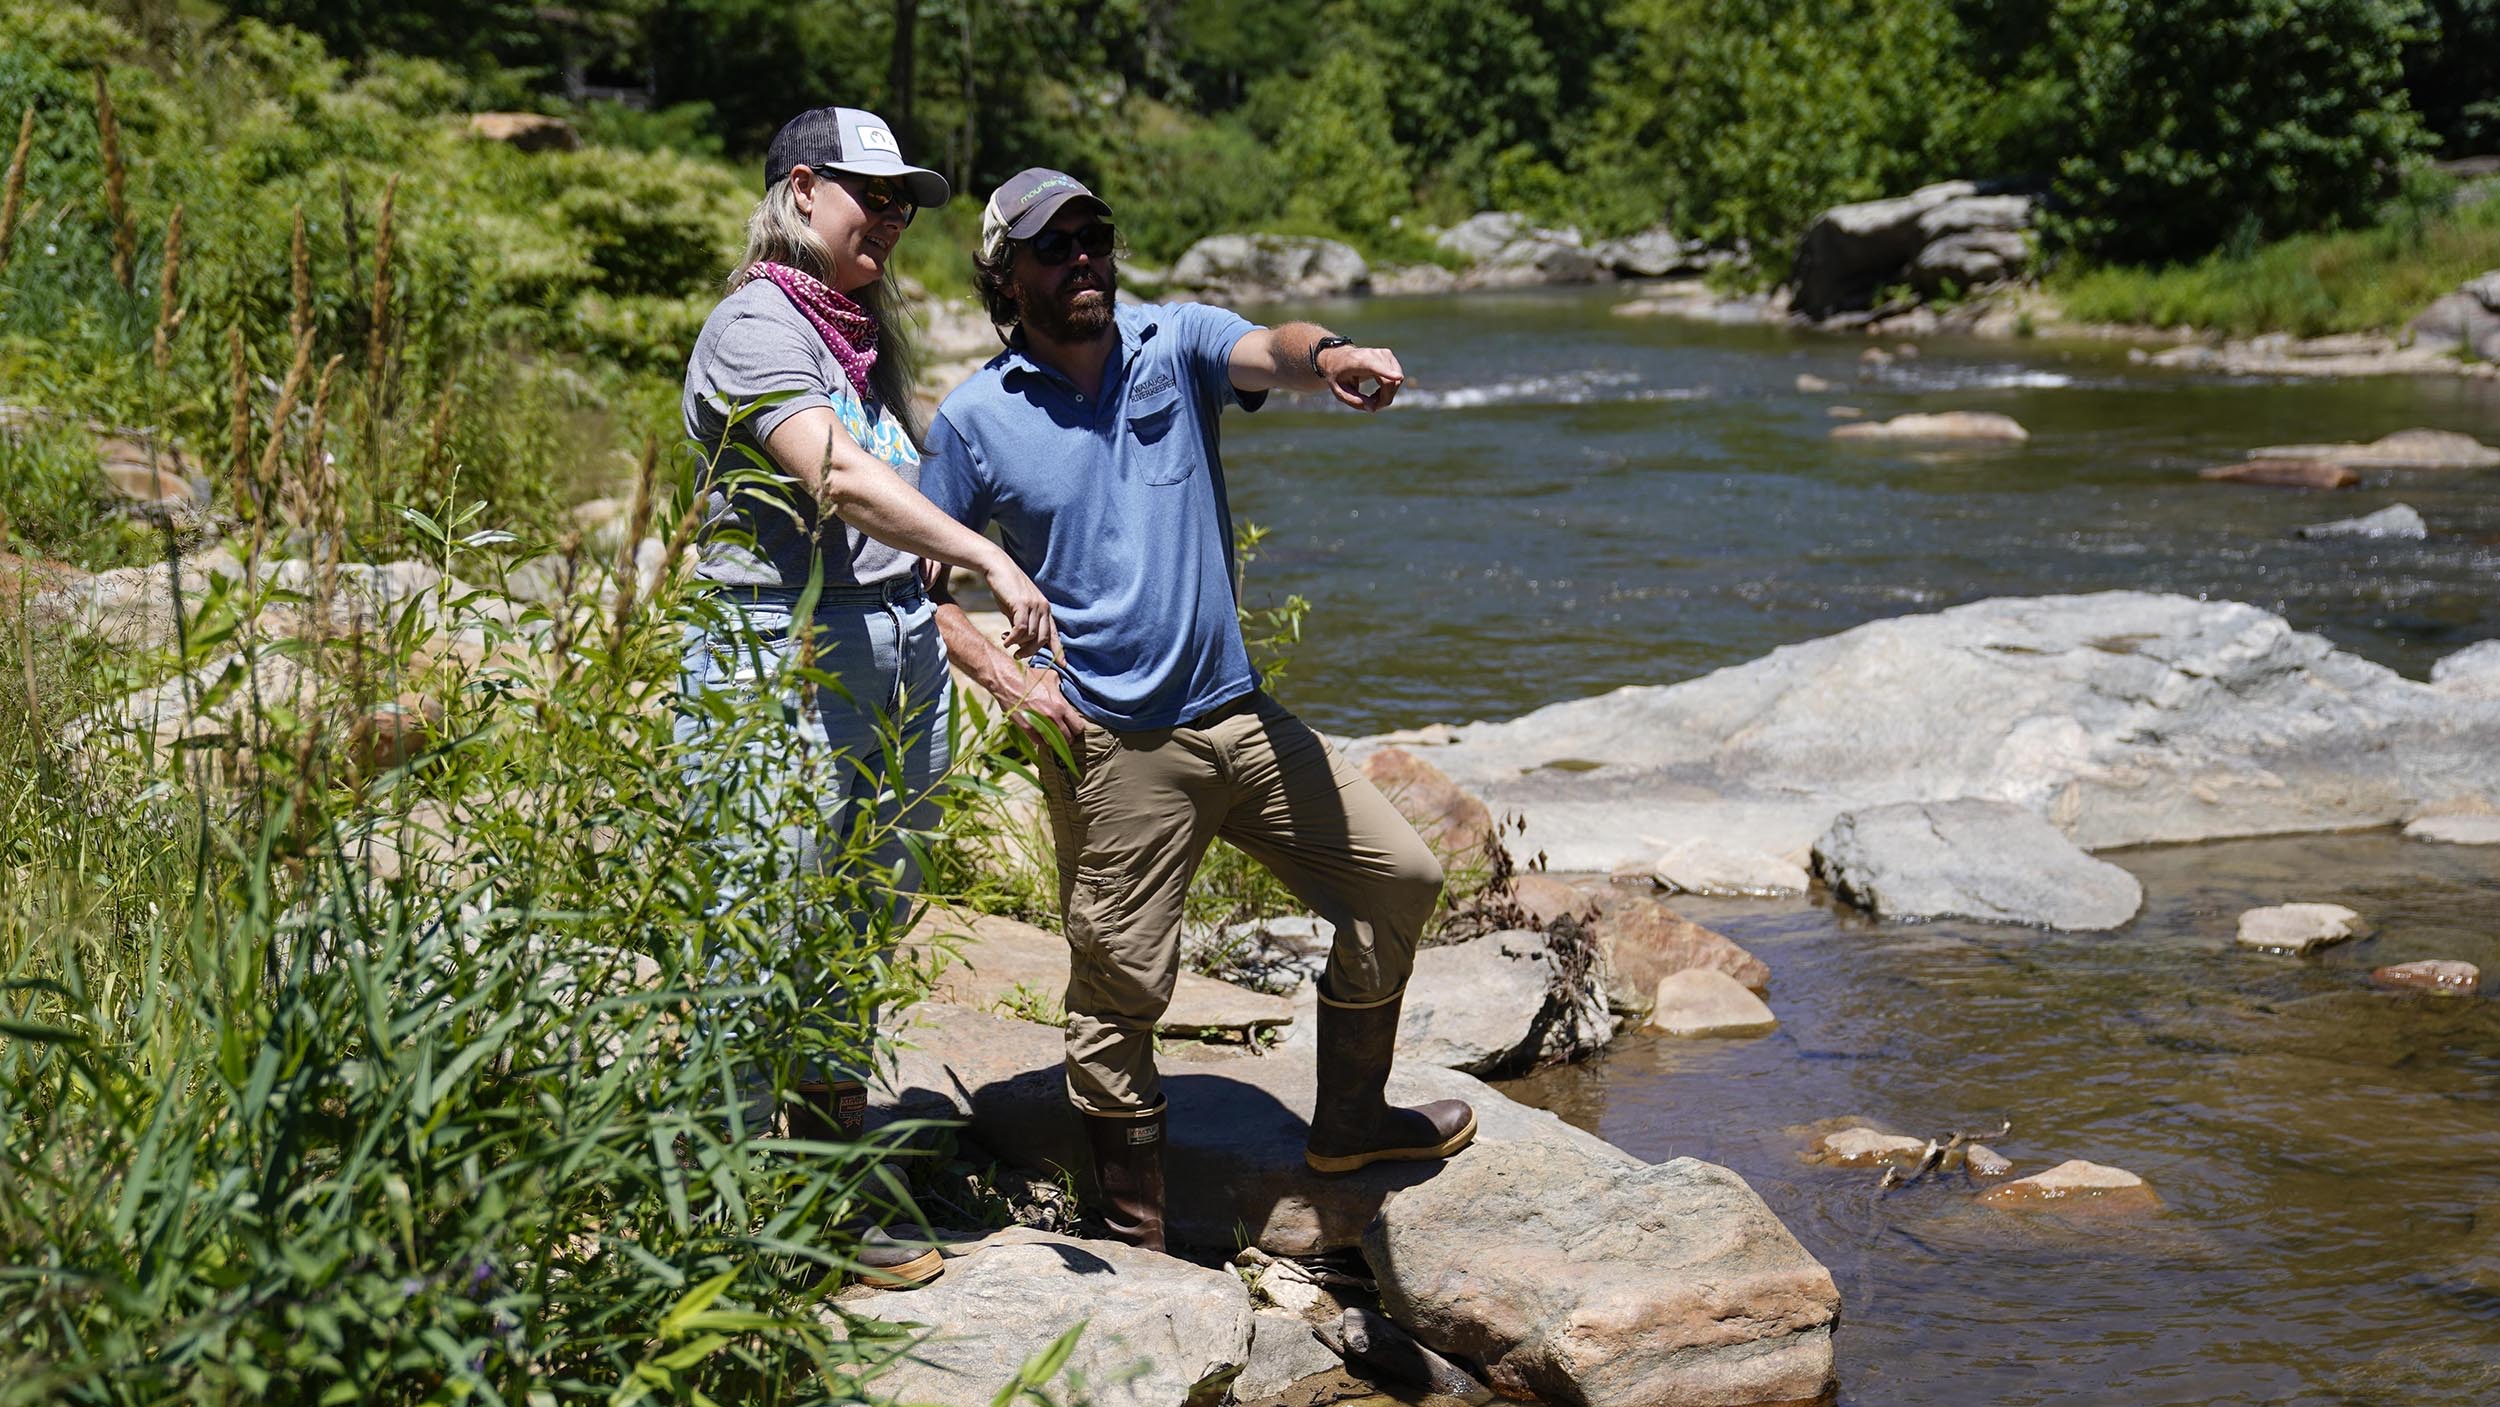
[1022,222,1117,267]
[818,169,918,225]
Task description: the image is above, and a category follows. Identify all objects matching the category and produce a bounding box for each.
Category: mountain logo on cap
[854,125,900,155]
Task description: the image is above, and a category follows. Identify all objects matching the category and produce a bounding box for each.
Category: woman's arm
[765,406,1058,658]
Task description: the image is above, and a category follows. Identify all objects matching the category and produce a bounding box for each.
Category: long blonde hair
[732,177,926,444]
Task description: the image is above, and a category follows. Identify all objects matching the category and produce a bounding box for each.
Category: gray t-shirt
[680,279,921,588]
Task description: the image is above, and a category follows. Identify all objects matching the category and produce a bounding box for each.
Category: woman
[677,106,1045,1286]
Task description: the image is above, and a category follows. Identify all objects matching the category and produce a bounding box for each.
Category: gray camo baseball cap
[981,168,1111,258]
[763,106,950,208]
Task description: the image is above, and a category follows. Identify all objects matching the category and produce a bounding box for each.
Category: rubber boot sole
[854,1247,945,1289]
[1304,1108,1479,1175]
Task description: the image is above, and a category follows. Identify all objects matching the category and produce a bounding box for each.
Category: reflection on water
[1225,285,2500,738]
[1500,832,2500,1407]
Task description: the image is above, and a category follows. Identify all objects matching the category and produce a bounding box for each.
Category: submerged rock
[2295,503,2428,540]
[1353,592,2500,871]
[1808,1127,1929,1167]
[1830,410,2029,443]
[1977,1159,2159,1212]
[1812,798,2143,930]
[1645,968,1777,1037]
[839,1226,1252,1407]
[1314,1308,1487,1400]
[1367,1138,1840,1407]
[2200,458,2361,489]
[1649,838,1809,897]
[2371,959,2480,995]
[2235,902,2369,955]
[1965,1144,2015,1178]
[2245,427,2500,470]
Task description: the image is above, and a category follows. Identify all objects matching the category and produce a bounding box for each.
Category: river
[1224,286,2500,1406]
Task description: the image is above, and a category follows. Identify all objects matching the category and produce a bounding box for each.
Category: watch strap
[1308,334,1355,377]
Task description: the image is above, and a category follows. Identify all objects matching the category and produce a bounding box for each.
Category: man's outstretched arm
[1227,321,1404,412]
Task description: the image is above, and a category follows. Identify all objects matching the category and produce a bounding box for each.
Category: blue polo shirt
[920,302,1268,730]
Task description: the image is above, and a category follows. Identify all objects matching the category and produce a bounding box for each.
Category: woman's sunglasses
[1023,222,1117,267]
[818,169,918,225]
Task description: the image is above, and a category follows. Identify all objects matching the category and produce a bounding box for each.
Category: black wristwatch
[1308,334,1355,377]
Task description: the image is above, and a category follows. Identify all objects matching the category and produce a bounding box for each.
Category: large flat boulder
[2243,428,2500,470]
[1167,233,1370,302]
[1366,1138,1839,1407]
[875,1003,1644,1254]
[1812,798,2144,930]
[912,908,1292,1038]
[841,1226,1252,1407]
[1282,927,1615,1075]
[1354,593,2500,871]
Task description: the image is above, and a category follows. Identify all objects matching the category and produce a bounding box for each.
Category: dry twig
[1876,1118,2014,1191]
[0,107,34,271]
[152,202,185,373]
[94,71,134,289]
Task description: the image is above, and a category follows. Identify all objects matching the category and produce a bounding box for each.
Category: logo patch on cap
[854,125,901,156]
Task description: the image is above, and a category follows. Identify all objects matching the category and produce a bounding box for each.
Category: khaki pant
[1035,691,1444,1113]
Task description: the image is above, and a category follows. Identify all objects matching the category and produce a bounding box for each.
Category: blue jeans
[676,582,951,1087]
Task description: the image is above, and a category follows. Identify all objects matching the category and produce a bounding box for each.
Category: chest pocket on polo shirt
[1126,383,1190,483]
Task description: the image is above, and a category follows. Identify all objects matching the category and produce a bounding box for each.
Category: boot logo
[1126,1125,1161,1146]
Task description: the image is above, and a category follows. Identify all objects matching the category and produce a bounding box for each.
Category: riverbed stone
[2431,639,2500,695]
[1807,1127,1929,1167]
[910,908,1293,1037]
[1168,234,1370,301]
[1830,410,2029,443]
[2235,902,2368,955]
[1316,1308,1487,1400]
[2244,428,2500,470]
[1965,1145,2014,1178]
[1646,969,1777,1037]
[1589,225,1697,278]
[1793,181,2032,318]
[1795,372,1833,393]
[1354,592,2500,872]
[1365,1137,1840,1407]
[1650,837,1809,898]
[2404,813,2500,844]
[1437,212,1598,286]
[1237,1311,1343,1400]
[1977,1159,2159,1212]
[2295,503,2427,540]
[1359,746,1495,860]
[1509,872,1595,927]
[1813,799,2143,930]
[839,1226,1253,1407]
[875,1002,1644,1254]
[1283,927,1615,1075]
[1586,894,1770,1002]
[1911,227,2031,298]
[2200,458,2362,489]
[2371,959,2480,995]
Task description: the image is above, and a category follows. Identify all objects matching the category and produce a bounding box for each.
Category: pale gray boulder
[1366,1138,1840,1407]
[1590,225,1698,278]
[2407,270,2500,361]
[1314,1308,1487,1399]
[840,1227,1252,1407]
[2295,503,2428,540]
[1793,181,2035,317]
[1912,228,2032,297]
[1356,593,2500,871]
[1437,212,1600,286]
[1167,233,1369,301]
[1813,798,2143,930]
[1235,1311,1342,1400]
[2432,639,2500,695]
[1281,927,1616,1076]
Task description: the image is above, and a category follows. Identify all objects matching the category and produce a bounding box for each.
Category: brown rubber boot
[1304,987,1477,1175]
[1080,1099,1168,1252]
[791,1078,944,1288]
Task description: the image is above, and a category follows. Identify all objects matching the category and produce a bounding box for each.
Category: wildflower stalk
[95,70,134,290]
[227,326,252,519]
[153,202,186,373]
[289,206,312,347]
[254,324,315,514]
[0,107,33,272]
[366,175,397,385]
[609,438,660,650]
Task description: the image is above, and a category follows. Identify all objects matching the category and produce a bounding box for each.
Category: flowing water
[1218,287,2500,1405]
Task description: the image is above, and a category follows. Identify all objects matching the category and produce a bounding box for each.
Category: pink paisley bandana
[742,260,879,403]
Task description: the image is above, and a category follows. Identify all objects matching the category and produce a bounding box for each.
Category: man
[918,169,1474,1254]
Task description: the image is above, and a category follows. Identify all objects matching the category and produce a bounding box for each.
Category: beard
[1020,259,1117,343]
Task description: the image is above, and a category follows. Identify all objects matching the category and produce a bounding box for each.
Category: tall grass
[2051,183,2500,338]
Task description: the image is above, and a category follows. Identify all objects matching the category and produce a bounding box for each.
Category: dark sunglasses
[818,168,918,225]
[1022,222,1116,267]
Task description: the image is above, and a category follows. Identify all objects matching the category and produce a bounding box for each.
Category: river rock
[1284,927,1614,1075]
[876,1002,1640,1254]
[1645,968,1777,1037]
[1238,1311,1343,1399]
[1795,372,1834,393]
[2235,902,2368,954]
[1649,837,1809,898]
[1977,1159,2159,1212]
[2431,639,2500,695]
[1369,262,1461,297]
[1508,871,1595,927]
[95,432,204,505]
[1912,227,2032,298]
[1965,1144,2014,1178]
[1807,1127,1929,1167]
[1360,746,1495,860]
[2243,428,2500,470]
[1366,1137,1839,1407]
[2404,813,2500,844]
[910,907,1293,1038]
[1812,799,2143,930]
[2371,959,2480,994]
[1168,234,1370,301]
[2407,272,2500,361]
[1251,1260,1328,1318]
[465,112,582,152]
[839,1226,1252,1407]
[1589,895,1770,1000]
[2295,503,2428,540]
[1793,180,2034,318]
[1437,212,1598,286]
[1316,1308,1487,1400]
[2199,458,2362,489]
[1590,226,1697,278]
[1830,411,2029,443]
[1355,592,2500,871]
